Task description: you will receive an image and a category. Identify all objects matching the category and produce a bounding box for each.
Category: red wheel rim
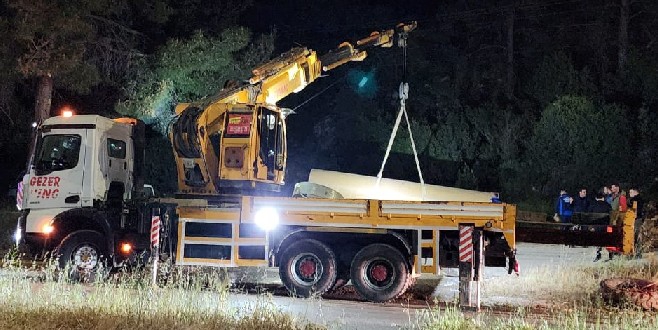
[370,264,388,282]
[299,258,317,279]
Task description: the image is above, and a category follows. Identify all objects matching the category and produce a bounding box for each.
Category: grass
[416,253,658,329]
[0,254,323,330]
[0,198,19,254]
[417,304,658,330]
[2,255,658,330]
[483,257,658,306]
[0,306,322,330]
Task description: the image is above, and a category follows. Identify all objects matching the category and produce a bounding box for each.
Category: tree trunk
[506,8,515,99]
[27,74,53,168]
[618,0,629,74]
[34,74,53,123]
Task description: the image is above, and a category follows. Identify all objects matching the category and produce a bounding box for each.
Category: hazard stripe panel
[459,225,474,262]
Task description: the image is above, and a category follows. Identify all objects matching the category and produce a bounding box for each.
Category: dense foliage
[1,0,657,207]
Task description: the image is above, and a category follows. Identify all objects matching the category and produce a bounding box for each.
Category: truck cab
[16,115,147,274]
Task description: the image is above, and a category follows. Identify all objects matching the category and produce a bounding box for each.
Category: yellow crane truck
[13,22,632,303]
[16,108,517,302]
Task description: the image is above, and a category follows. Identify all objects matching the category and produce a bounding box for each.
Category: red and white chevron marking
[150,215,161,248]
[459,225,474,262]
[16,181,23,211]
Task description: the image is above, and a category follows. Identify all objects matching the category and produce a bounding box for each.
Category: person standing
[554,190,573,223]
[590,193,612,262]
[572,188,590,213]
[610,183,627,225]
[602,183,628,261]
[628,187,645,257]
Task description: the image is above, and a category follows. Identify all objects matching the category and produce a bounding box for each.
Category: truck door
[27,129,88,209]
[105,136,131,200]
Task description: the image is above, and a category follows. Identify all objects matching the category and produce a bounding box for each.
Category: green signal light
[358,76,369,88]
[348,69,377,98]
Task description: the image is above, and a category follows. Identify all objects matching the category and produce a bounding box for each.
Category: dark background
[1,0,657,212]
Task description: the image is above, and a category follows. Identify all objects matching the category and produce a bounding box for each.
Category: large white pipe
[307,169,496,202]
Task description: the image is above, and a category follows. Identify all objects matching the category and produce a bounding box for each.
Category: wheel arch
[51,208,114,256]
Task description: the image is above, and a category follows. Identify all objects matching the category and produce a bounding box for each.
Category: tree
[9,0,104,122]
[525,52,596,109]
[8,0,172,123]
[619,0,630,73]
[0,13,31,192]
[527,96,631,194]
[116,27,274,129]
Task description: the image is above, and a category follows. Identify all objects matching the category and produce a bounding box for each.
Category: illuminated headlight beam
[254,207,279,231]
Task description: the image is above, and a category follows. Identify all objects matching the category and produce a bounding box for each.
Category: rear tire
[350,243,411,302]
[278,239,337,297]
[54,230,109,282]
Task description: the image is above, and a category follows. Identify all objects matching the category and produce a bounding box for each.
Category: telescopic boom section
[170,22,417,197]
[249,21,417,104]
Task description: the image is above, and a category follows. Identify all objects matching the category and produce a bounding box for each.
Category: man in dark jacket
[588,193,612,214]
[590,193,611,262]
[572,188,590,213]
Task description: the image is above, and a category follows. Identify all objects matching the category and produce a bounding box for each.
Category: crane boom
[170,22,417,197]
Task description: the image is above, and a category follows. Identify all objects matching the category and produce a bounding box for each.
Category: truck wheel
[350,243,411,302]
[55,230,109,282]
[279,239,337,297]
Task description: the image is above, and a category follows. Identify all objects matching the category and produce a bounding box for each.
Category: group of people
[553,184,645,261]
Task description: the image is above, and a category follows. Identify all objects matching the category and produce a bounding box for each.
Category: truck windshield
[35,134,81,172]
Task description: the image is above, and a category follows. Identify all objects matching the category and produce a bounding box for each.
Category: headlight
[43,224,55,235]
[254,207,279,231]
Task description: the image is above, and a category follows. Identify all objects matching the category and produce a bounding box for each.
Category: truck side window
[107,139,126,159]
[35,134,81,173]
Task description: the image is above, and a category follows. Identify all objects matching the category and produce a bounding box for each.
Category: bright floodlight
[254,207,279,231]
[62,110,73,117]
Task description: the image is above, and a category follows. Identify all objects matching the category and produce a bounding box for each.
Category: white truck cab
[17,114,147,268]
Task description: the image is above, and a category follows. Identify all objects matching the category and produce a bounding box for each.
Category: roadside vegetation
[0,198,18,255]
[418,253,658,329]
[0,256,322,330]
[418,303,658,330]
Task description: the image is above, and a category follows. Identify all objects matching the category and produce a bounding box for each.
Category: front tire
[278,239,337,297]
[54,230,109,282]
[350,243,411,302]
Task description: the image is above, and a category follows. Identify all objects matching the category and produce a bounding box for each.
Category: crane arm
[320,21,417,71]
[247,21,417,105]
